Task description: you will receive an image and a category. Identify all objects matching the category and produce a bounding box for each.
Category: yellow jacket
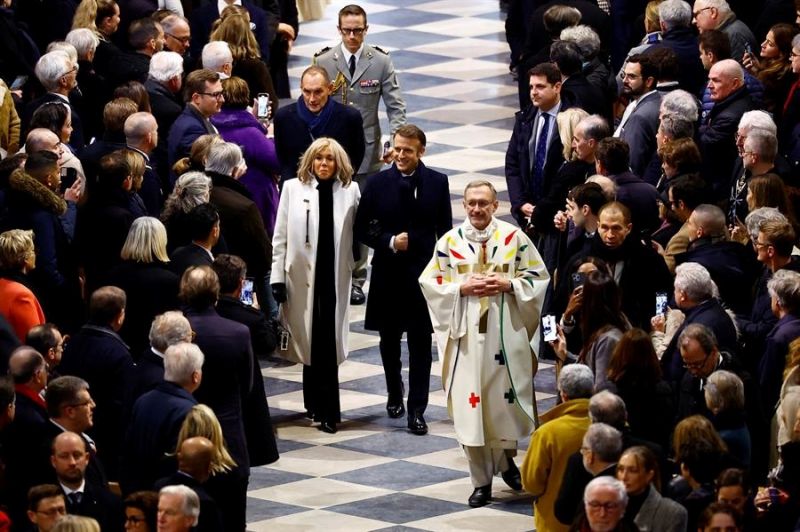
[521,398,591,532]
[0,80,19,155]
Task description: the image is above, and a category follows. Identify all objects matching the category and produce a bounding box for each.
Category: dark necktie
[68,492,82,506]
[348,55,356,77]
[530,113,550,201]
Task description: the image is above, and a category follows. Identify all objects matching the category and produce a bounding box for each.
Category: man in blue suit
[355,125,452,435]
[166,69,222,186]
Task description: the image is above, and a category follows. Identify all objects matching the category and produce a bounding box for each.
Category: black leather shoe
[468,485,491,507]
[502,459,522,491]
[387,402,405,419]
[407,412,428,435]
[319,421,337,434]
[350,286,366,305]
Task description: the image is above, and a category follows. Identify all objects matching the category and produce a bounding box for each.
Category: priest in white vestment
[419,180,549,507]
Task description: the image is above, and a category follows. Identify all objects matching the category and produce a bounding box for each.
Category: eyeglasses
[587,501,621,512]
[68,399,94,408]
[200,91,224,99]
[753,240,772,249]
[791,51,800,59]
[682,351,712,370]
[165,32,191,44]
[339,27,366,36]
[692,6,712,17]
[62,66,78,78]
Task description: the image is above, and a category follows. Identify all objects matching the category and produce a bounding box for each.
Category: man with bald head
[24,129,64,161]
[155,437,224,532]
[699,59,754,197]
[125,112,162,215]
[675,204,759,314]
[51,431,122,531]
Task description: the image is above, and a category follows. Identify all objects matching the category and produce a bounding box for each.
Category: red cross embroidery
[469,392,480,408]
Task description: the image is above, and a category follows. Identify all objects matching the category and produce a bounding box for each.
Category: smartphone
[60,167,78,194]
[10,75,27,91]
[240,278,254,306]
[542,315,558,342]
[571,272,585,289]
[256,93,270,119]
[744,43,753,56]
[656,291,668,316]
[279,329,290,351]
[382,140,392,158]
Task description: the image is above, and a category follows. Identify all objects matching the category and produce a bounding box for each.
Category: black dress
[302,177,340,423]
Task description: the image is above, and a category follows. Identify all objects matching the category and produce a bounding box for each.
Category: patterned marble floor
[247,1,559,530]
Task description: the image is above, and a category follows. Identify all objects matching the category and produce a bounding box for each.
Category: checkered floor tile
[249,0,557,529]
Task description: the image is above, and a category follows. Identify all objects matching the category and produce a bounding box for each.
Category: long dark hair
[578,270,628,361]
[607,328,662,384]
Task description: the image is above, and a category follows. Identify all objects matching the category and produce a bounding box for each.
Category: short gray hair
[559,364,594,399]
[46,42,78,64]
[768,269,800,314]
[149,51,184,83]
[738,110,777,135]
[793,34,800,52]
[678,323,718,355]
[202,41,233,72]
[745,207,787,240]
[160,13,189,34]
[579,115,611,142]
[205,142,244,175]
[163,342,204,385]
[586,175,617,201]
[66,28,99,59]
[744,129,778,163]
[584,476,628,506]
[159,485,200,526]
[560,25,601,59]
[658,0,692,29]
[659,116,694,140]
[149,311,192,352]
[675,262,717,302]
[583,423,623,462]
[692,204,727,238]
[660,90,699,122]
[589,390,627,430]
[124,112,158,144]
[35,51,73,91]
[699,0,732,17]
[704,370,745,412]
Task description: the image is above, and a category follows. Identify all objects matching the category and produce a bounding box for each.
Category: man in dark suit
[506,62,571,271]
[123,342,201,495]
[189,0,278,62]
[145,51,184,189]
[595,138,661,236]
[77,98,134,192]
[182,266,253,532]
[551,40,608,119]
[273,66,365,184]
[59,286,135,481]
[108,17,165,87]
[154,437,224,532]
[614,53,662,178]
[356,125,452,435]
[22,50,85,153]
[129,311,193,405]
[167,69,222,185]
[169,203,218,276]
[125,112,163,216]
[651,0,705,96]
[52,431,123,532]
[3,347,49,526]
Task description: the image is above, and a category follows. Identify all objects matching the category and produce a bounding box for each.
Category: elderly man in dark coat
[355,125,451,435]
[180,265,253,532]
[122,342,201,495]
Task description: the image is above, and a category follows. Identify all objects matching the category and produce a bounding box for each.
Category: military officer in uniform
[314,3,407,306]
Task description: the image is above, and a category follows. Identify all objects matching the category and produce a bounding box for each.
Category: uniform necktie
[348,55,356,77]
[530,113,550,201]
[68,492,82,506]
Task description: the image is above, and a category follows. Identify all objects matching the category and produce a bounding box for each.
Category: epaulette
[313,46,331,58]
[373,45,389,55]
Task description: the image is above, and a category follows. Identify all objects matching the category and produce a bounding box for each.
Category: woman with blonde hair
[557,107,589,161]
[51,515,100,532]
[107,217,179,354]
[0,229,45,341]
[174,404,236,474]
[208,13,277,117]
[122,148,159,216]
[271,138,359,434]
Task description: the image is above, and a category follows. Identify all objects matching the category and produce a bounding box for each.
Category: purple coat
[212,109,280,235]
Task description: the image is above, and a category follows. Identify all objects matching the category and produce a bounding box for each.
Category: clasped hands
[460,273,511,297]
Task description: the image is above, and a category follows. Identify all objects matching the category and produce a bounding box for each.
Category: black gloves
[271,283,287,304]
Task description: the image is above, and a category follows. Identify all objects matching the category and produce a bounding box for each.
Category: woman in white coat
[271,137,359,434]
